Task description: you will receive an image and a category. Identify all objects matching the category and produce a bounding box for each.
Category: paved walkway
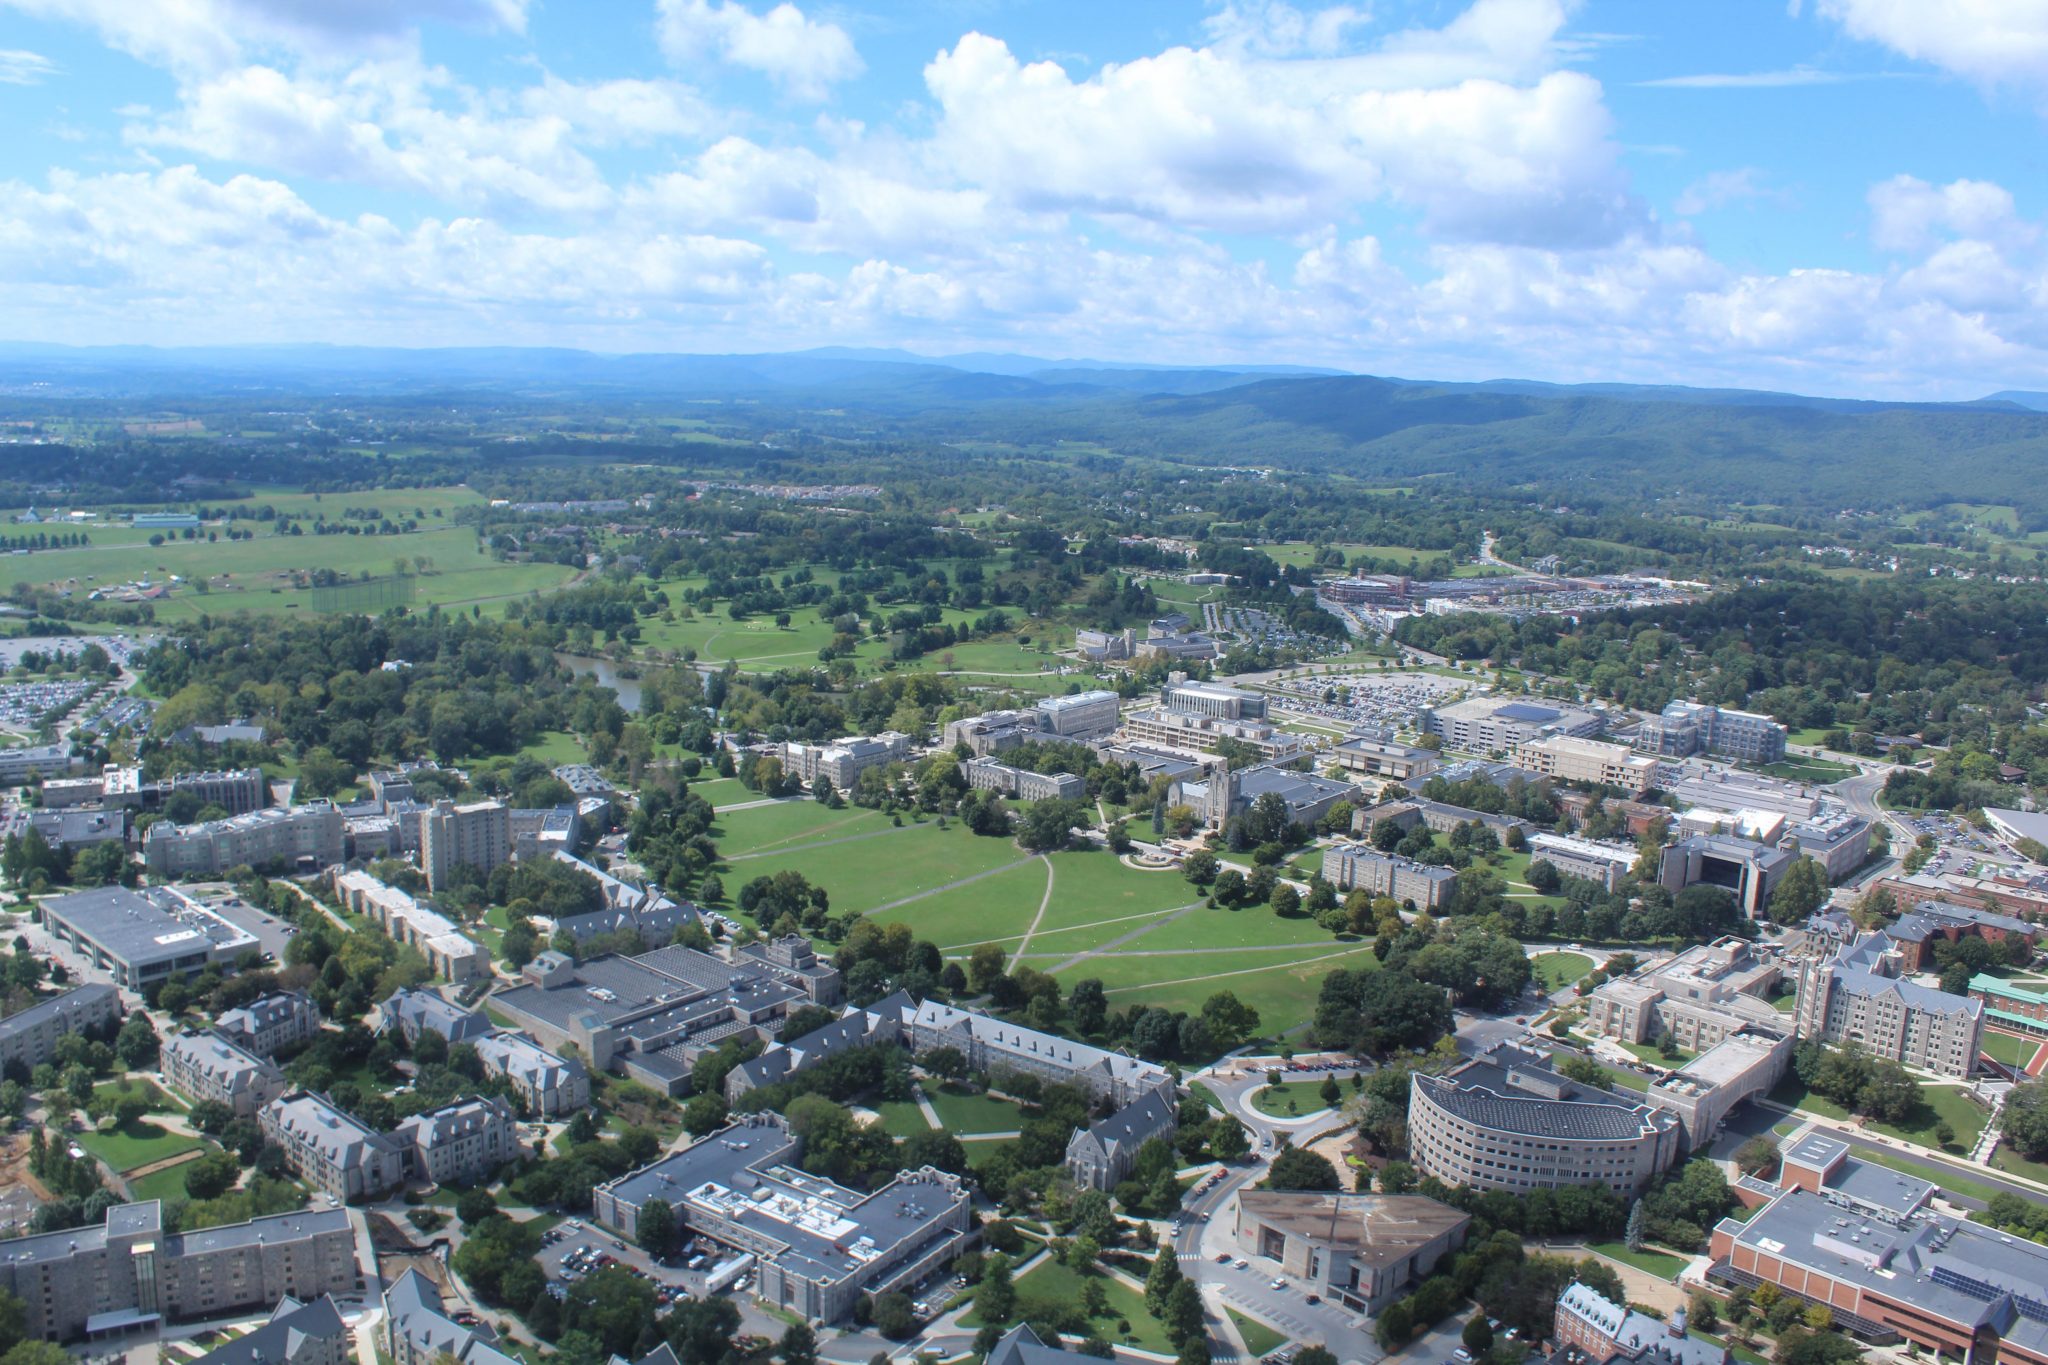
[1011,856,1056,958]
[865,854,1042,915]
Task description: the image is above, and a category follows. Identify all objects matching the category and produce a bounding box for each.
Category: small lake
[555,653,643,712]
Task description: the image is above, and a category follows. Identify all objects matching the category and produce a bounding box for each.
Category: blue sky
[2,0,2046,397]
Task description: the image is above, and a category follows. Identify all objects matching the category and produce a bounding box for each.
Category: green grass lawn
[1983,1030,2042,1068]
[1250,1079,1340,1118]
[1597,1064,1651,1092]
[516,730,589,767]
[1991,1146,2048,1187]
[960,1260,1174,1355]
[688,777,755,809]
[1619,1040,1693,1066]
[91,1076,175,1115]
[869,858,1051,950]
[1065,941,1383,1029]
[1758,757,1856,783]
[966,1138,1021,1172]
[1531,951,1594,991]
[75,1119,203,1173]
[126,1157,213,1204]
[714,800,903,858]
[874,1100,935,1139]
[1767,1073,1852,1121]
[1229,1308,1290,1357]
[1863,1085,1989,1150]
[743,820,1030,919]
[925,1084,1026,1135]
[1586,1241,1689,1279]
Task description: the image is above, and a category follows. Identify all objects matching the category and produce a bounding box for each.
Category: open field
[1983,1030,2043,1068]
[735,820,1032,921]
[714,800,902,858]
[516,730,590,768]
[1587,1241,1688,1279]
[925,1084,1028,1135]
[75,1119,203,1172]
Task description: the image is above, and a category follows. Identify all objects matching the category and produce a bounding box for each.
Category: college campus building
[380,987,493,1047]
[334,869,491,982]
[420,799,512,891]
[779,732,910,792]
[903,1000,1173,1106]
[1554,1281,1731,1365]
[215,990,322,1058]
[725,993,910,1102]
[1232,1193,1471,1314]
[162,1029,287,1119]
[592,1113,974,1324]
[1036,690,1122,738]
[394,1096,522,1186]
[190,1295,351,1365]
[1793,921,1984,1078]
[1407,1046,1682,1197]
[1320,843,1457,911]
[1888,900,2041,973]
[1512,734,1657,795]
[1064,1088,1179,1193]
[0,1201,358,1345]
[384,1269,521,1365]
[1658,835,1796,919]
[1330,733,1441,782]
[1708,1133,2048,1361]
[260,1091,407,1202]
[1358,796,1534,842]
[473,1031,591,1115]
[1526,832,1638,892]
[488,945,810,1095]
[963,757,1085,802]
[1120,706,1309,762]
[1633,701,1787,765]
[1420,696,1604,754]
[1174,762,1357,834]
[0,984,121,1071]
[733,933,846,1005]
[40,886,261,989]
[143,803,345,877]
[546,850,702,951]
[1583,939,1786,1053]
[0,744,81,783]
[943,708,1048,756]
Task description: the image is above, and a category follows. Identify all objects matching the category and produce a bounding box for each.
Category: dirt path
[1011,856,1056,958]
[122,1146,207,1184]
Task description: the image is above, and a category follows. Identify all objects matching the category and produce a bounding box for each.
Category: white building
[333,869,491,982]
[143,803,345,877]
[1511,735,1658,796]
[421,799,511,892]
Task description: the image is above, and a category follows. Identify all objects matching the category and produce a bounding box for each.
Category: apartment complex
[1233,1193,1471,1314]
[0,1201,357,1345]
[1709,1134,2048,1362]
[904,1000,1173,1106]
[420,799,512,891]
[473,1032,591,1115]
[41,886,261,989]
[1407,1046,1682,1197]
[591,1113,974,1324]
[0,984,120,1071]
[1633,701,1787,765]
[394,1096,522,1186]
[1512,735,1658,795]
[215,991,322,1057]
[380,987,493,1047]
[778,732,910,792]
[259,1091,407,1202]
[1793,925,1984,1077]
[1421,696,1604,753]
[144,803,345,878]
[1064,1088,1179,1193]
[334,869,491,982]
[1320,842,1457,911]
[162,1029,287,1119]
[0,744,80,783]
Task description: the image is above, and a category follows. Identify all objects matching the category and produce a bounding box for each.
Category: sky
[2,0,2048,398]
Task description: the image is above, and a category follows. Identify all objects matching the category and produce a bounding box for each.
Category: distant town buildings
[1512,734,1658,796]
[1420,696,1604,754]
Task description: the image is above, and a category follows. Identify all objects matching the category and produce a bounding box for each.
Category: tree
[1463,1316,1494,1354]
[1163,1278,1206,1347]
[183,1150,242,1200]
[1266,1146,1341,1191]
[1200,991,1259,1051]
[1625,1200,1645,1250]
[1319,1074,1341,1106]
[114,1014,159,1070]
[778,1324,817,1365]
[2002,1080,2048,1158]
[1270,883,1301,917]
[1144,1243,1182,1314]
[977,1253,1016,1325]
[638,1199,677,1259]
[1767,857,1830,926]
[872,1291,916,1339]
[1733,1136,1780,1178]
[1182,850,1218,886]
[682,1092,728,1138]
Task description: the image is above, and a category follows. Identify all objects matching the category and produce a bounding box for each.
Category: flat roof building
[1331,734,1440,782]
[1036,689,1122,738]
[334,869,490,982]
[1658,834,1795,919]
[41,886,261,990]
[1527,832,1639,892]
[1421,695,1603,754]
[1234,1193,1471,1314]
[421,799,511,892]
[591,1112,973,1324]
[1513,734,1658,796]
[143,803,343,878]
[904,1000,1173,1107]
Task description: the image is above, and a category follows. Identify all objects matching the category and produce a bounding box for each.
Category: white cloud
[0,0,528,73]
[0,48,56,83]
[920,0,1644,248]
[1868,174,2036,253]
[656,0,862,102]
[1817,0,2048,91]
[1202,1,1374,58]
[1675,168,1781,216]
[1637,65,1857,88]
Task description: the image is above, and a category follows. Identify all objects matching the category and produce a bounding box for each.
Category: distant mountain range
[4,341,2046,515]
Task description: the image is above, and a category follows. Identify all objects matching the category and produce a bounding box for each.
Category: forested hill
[988,377,2048,516]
